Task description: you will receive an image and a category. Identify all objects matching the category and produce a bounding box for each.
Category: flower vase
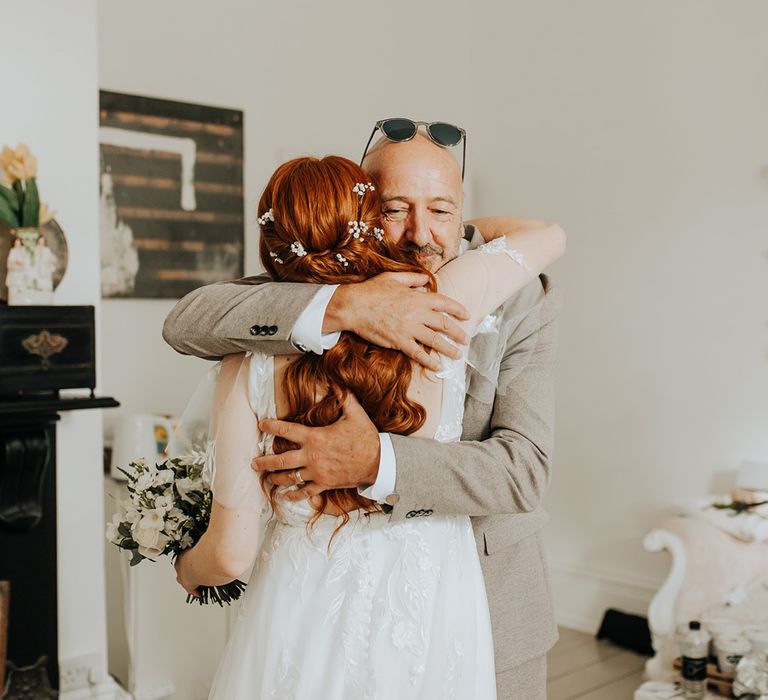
[7,227,55,305]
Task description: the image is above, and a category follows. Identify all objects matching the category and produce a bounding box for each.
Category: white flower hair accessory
[269,251,284,265]
[370,227,384,241]
[257,208,275,226]
[290,241,307,257]
[335,253,349,267]
[348,220,369,239]
[352,182,375,196]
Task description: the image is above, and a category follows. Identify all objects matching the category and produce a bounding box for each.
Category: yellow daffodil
[38,202,55,225]
[0,143,38,182]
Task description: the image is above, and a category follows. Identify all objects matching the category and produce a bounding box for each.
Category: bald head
[361,132,465,272]
[362,132,462,186]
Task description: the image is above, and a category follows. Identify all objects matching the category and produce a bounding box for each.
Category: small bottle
[681,621,710,699]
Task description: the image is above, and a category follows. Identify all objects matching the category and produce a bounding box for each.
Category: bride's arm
[175,353,265,593]
[436,221,566,333]
[464,216,556,244]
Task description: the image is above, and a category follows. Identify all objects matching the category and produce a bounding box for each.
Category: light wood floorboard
[545,626,728,699]
[546,626,646,700]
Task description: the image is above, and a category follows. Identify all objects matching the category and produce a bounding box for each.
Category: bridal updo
[256,156,434,529]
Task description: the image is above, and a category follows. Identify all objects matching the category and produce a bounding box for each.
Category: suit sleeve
[162,274,322,359]
[387,275,562,520]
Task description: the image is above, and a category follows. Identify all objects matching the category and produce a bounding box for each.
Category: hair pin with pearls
[348,220,369,239]
[352,182,375,197]
[258,208,275,226]
[269,251,284,265]
[290,241,307,257]
[370,227,384,241]
[335,253,349,267]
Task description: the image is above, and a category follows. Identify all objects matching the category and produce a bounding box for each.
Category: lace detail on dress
[477,236,531,271]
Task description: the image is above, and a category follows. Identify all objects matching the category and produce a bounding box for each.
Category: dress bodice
[245,351,468,525]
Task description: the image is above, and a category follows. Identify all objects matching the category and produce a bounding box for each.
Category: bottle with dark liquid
[680,620,710,699]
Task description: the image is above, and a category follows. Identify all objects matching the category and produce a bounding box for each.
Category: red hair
[257,156,434,530]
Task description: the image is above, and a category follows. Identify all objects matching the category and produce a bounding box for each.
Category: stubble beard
[400,223,463,273]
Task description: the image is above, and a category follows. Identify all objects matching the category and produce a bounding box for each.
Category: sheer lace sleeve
[207,353,269,511]
[435,226,565,336]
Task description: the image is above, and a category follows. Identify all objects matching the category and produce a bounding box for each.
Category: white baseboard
[59,676,131,700]
[549,558,661,634]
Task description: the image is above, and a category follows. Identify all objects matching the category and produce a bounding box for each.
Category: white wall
[469,0,768,629]
[2,0,113,684]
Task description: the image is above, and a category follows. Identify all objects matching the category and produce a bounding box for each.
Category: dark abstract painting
[99,91,244,298]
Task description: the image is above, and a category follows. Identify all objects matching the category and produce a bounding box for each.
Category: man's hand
[251,393,380,502]
[323,272,469,372]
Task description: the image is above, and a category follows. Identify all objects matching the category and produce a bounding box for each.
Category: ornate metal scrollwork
[20,331,69,370]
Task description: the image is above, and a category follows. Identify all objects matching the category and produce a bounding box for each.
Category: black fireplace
[0,305,118,694]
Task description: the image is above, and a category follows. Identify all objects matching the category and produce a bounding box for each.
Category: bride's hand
[174,552,202,599]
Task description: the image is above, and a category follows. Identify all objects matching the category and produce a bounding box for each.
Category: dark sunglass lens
[428,122,462,147]
[381,119,417,142]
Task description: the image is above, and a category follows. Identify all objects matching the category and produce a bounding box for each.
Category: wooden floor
[546,627,647,700]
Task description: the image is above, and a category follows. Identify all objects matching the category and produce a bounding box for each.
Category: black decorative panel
[0,306,95,396]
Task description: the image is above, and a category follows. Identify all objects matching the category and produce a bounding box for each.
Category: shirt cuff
[290,284,341,354]
[358,433,397,504]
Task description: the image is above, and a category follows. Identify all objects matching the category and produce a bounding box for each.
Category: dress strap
[246,352,277,420]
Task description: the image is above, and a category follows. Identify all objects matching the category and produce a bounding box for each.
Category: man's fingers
[383,271,430,289]
[258,418,308,444]
[415,328,463,361]
[431,293,469,321]
[402,341,441,372]
[251,448,307,473]
[428,312,469,346]
[266,468,314,487]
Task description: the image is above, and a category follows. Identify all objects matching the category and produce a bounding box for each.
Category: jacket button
[260,326,269,336]
[406,511,416,519]
[424,509,433,516]
[268,325,278,335]
[249,325,260,336]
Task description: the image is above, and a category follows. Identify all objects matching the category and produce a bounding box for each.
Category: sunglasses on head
[360,118,467,180]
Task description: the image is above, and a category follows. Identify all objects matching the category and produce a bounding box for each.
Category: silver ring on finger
[294,468,305,485]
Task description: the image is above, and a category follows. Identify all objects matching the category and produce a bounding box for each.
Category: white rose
[154,469,175,486]
[154,494,173,512]
[167,507,185,521]
[124,504,140,524]
[105,513,122,543]
[135,508,165,531]
[175,477,203,504]
[135,471,154,492]
[133,527,171,558]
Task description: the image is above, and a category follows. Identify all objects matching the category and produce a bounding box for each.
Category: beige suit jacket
[162,226,562,671]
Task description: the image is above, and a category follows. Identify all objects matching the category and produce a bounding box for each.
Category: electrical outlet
[59,653,101,692]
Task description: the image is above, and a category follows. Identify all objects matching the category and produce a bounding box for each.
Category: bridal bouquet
[106,456,247,606]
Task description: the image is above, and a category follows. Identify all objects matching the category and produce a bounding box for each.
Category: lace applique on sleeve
[477,237,531,272]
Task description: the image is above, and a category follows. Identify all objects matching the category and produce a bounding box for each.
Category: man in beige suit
[163,125,562,698]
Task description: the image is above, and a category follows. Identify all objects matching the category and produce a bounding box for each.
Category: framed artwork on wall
[99,91,244,299]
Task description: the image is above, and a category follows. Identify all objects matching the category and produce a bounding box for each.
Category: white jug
[110,413,177,481]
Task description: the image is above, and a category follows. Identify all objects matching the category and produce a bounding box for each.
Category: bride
[174,155,565,699]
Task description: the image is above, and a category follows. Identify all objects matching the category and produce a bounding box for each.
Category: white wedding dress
[202,235,551,699]
[207,350,496,699]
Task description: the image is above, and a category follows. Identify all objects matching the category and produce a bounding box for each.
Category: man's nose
[404,210,431,248]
